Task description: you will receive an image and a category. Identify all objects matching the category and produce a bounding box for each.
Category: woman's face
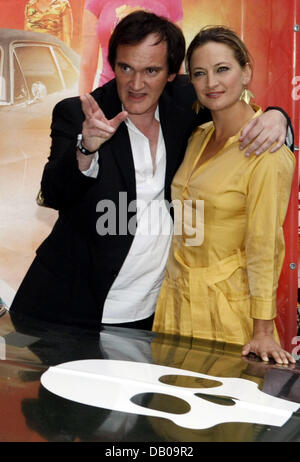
[189,41,251,112]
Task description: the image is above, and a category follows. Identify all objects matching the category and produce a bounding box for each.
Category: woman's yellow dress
[153,110,295,345]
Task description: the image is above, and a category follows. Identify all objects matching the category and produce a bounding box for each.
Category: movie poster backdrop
[0,0,299,349]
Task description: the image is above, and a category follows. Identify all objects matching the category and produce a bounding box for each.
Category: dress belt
[173,249,248,340]
[174,248,246,284]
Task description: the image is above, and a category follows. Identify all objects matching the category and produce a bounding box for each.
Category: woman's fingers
[241,343,251,356]
[242,340,296,365]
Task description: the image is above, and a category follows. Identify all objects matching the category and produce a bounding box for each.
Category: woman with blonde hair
[153,26,296,365]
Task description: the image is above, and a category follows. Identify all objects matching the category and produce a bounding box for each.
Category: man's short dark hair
[108,11,185,75]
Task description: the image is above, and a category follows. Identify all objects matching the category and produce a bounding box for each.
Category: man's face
[114,33,176,119]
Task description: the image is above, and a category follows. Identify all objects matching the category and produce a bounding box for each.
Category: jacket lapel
[159,90,188,194]
[94,81,136,203]
[110,122,137,204]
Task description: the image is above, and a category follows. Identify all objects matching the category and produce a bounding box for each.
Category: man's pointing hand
[80,93,128,153]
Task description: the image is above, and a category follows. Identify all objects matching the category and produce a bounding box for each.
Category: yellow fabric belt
[174,249,246,285]
[172,249,248,340]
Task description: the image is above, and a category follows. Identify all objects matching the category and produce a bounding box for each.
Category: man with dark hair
[10,11,292,330]
[107,10,185,75]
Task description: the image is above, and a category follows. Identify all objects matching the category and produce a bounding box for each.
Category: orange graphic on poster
[24,0,73,46]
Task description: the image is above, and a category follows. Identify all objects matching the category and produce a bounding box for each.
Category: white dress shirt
[82,107,173,323]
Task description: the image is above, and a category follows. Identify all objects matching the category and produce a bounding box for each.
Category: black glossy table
[0,310,299,443]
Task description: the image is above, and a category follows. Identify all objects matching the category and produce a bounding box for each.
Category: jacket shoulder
[52,94,81,120]
[52,83,108,118]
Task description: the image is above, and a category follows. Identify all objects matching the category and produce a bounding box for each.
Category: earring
[192,100,204,113]
[240,88,254,104]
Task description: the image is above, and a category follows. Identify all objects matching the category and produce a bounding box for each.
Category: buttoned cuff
[250,296,277,320]
[81,151,99,178]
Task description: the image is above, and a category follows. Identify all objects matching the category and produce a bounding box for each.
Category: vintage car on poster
[0,28,80,160]
[0,29,80,302]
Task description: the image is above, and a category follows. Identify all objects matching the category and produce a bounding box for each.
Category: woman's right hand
[242,319,296,365]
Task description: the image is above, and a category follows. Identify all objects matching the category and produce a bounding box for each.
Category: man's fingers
[244,134,283,156]
[80,93,105,119]
[81,102,127,152]
[239,119,258,147]
[269,134,286,153]
[86,93,103,113]
[80,93,127,132]
[84,119,115,137]
[110,111,128,130]
[80,94,93,118]
[90,112,127,139]
[245,136,272,156]
[240,111,286,156]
